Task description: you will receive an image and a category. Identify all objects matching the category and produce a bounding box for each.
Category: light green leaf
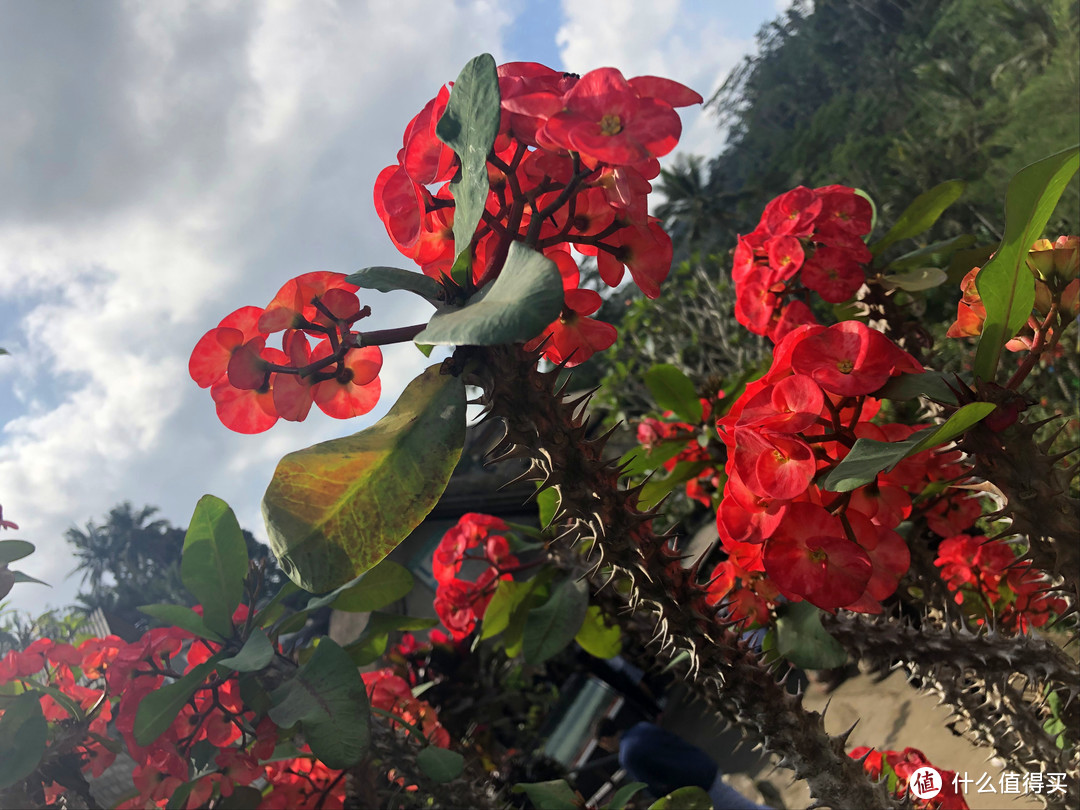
[607,783,647,810]
[644,364,702,423]
[481,579,533,641]
[523,577,589,665]
[886,234,976,271]
[822,402,996,492]
[437,54,501,285]
[637,460,710,511]
[775,601,847,670]
[880,266,948,292]
[415,242,563,347]
[345,266,444,304]
[0,540,34,565]
[135,659,219,747]
[619,439,689,477]
[181,495,249,638]
[536,485,561,529]
[574,605,621,659]
[268,638,369,769]
[975,147,1079,381]
[871,179,966,257]
[417,746,465,783]
[9,571,49,587]
[331,559,414,612]
[138,604,225,642]
[0,693,48,790]
[263,364,466,592]
[648,786,712,809]
[220,629,275,672]
[512,779,580,810]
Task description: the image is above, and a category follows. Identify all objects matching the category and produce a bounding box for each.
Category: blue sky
[0,0,789,615]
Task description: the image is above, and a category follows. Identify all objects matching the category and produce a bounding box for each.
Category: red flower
[525,288,617,366]
[790,320,909,396]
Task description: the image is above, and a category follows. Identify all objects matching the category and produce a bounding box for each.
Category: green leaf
[417,746,465,783]
[854,188,877,240]
[512,779,580,810]
[637,460,710,511]
[263,364,466,592]
[872,371,960,405]
[9,571,49,587]
[886,234,976,271]
[253,581,300,628]
[437,54,501,281]
[871,179,966,257]
[879,266,948,292]
[345,266,444,304]
[574,605,622,659]
[220,629,275,672]
[618,439,688,477]
[0,693,48,790]
[481,579,534,640]
[268,638,369,769]
[607,782,647,810]
[536,485,560,529]
[135,659,219,747]
[643,364,702,423]
[0,540,34,565]
[416,342,435,357]
[415,242,563,347]
[774,601,847,669]
[181,495,249,638]
[18,682,85,722]
[216,786,264,809]
[822,402,996,492]
[523,577,589,665]
[648,786,712,809]
[974,147,1079,381]
[331,559,414,612]
[344,612,438,666]
[166,781,196,810]
[138,604,224,642]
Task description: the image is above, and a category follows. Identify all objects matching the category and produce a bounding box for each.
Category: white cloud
[556,0,754,161]
[0,0,514,614]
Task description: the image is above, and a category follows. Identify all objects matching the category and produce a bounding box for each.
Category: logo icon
[909,766,943,800]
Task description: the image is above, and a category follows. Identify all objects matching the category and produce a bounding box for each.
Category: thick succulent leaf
[0,693,48,790]
[437,53,501,284]
[0,539,34,564]
[414,242,563,346]
[974,146,1079,381]
[523,577,589,664]
[574,605,622,659]
[775,601,847,669]
[220,629,275,672]
[181,495,249,638]
[608,783,648,810]
[872,371,960,405]
[345,266,444,305]
[417,746,465,783]
[822,402,995,492]
[268,638,369,769]
[644,364,702,422]
[263,365,466,592]
[871,179,966,257]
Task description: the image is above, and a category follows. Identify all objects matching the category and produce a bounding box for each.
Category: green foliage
[512,779,580,810]
[0,693,48,790]
[220,629,275,672]
[870,180,967,257]
[415,242,563,346]
[181,495,250,638]
[137,604,224,642]
[648,786,713,809]
[344,612,437,666]
[417,746,465,783]
[262,364,466,591]
[774,601,847,670]
[345,266,444,305]
[135,658,222,746]
[523,577,589,665]
[643,364,703,422]
[573,605,622,659]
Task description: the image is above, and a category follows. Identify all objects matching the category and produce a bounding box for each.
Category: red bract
[189,306,266,389]
[524,288,617,366]
[790,320,912,396]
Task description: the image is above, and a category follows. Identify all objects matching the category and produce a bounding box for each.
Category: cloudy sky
[0,0,787,615]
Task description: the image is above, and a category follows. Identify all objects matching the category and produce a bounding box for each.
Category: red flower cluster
[733,185,874,342]
[363,668,451,749]
[375,62,702,365]
[714,321,929,613]
[636,398,721,507]
[190,272,382,433]
[936,534,1067,631]
[850,746,969,809]
[431,513,522,640]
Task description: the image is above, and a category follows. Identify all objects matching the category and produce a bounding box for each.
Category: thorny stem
[1005,301,1063,390]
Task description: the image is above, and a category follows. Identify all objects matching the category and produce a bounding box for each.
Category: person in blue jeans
[596,720,774,810]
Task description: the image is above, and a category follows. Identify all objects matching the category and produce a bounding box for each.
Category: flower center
[599,113,623,136]
[836,358,855,373]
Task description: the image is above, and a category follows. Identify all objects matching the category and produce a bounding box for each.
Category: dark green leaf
[0,693,47,789]
[268,638,369,769]
[138,604,225,641]
[607,783,647,810]
[414,242,563,347]
[253,581,300,628]
[216,786,264,809]
[9,571,49,587]
[0,540,34,564]
[523,577,589,664]
[648,786,712,809]
[181,495,249,638]
[263,364,466,592]
[331,559,414,612]
[166,781,196,810]
[637,460,710,511]
[437,54,501,279]
[886,234,976,271]
[871,180,966,257]
[345,266,444,304]
[220,629,275,672]
[872,371,960,405]
[344,612,438,666]
[417,746,465,783]
[643,364,702,422]
[822,402,995,492]
[975,147,1079,381]
[574,605,621,659]
[775,601,847,669]
[135,660,219,746]
[18,683,85,722]
[512,779,579,810]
